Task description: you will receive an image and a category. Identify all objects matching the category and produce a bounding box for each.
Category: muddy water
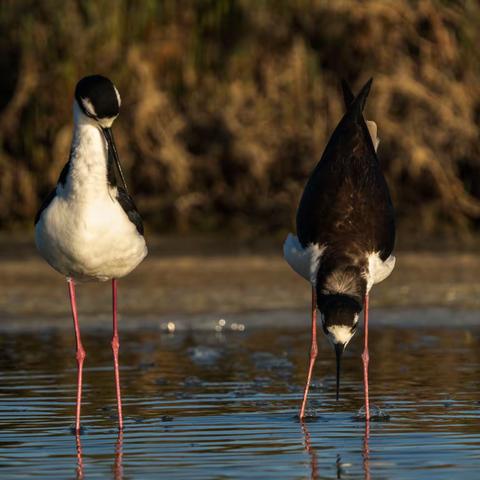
[0,317,479,479]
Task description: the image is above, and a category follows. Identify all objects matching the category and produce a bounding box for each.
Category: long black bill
[103,127,129,194]
[335,343,345,401]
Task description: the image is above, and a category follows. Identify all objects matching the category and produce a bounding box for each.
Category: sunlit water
[1,315,479,479]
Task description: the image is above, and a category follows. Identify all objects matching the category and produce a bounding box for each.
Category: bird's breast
[35,191,147,281]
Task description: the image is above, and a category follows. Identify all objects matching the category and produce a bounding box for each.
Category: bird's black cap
[319,294,362,329]
[75,75,120,120]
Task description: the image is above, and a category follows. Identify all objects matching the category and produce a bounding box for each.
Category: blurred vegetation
[1,0,479,238]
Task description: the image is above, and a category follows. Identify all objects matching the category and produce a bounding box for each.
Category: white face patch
[81,97,96,117]
[326,325,355,346]
[98,116,117,128]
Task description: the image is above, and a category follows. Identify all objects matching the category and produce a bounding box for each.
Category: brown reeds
[0,0,479,237]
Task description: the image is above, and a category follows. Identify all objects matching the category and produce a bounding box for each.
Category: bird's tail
[341,79,379,151]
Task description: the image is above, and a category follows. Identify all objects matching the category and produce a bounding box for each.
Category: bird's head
[74,75,121,129]
[73,75,129,191]
[320,294,362,400]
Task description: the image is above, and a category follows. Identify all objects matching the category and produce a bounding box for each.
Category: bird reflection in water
[113,431,124,480]
[300,419,372,480]
[300,420,319,480]
[363,421,371,480]
[75,431,124,480]
[75,433,84,480]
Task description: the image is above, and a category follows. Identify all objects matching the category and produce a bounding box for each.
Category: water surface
[0,315,479,479]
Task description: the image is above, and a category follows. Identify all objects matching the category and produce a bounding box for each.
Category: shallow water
[0,317,479,479]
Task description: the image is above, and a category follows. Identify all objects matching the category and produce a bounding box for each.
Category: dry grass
[0,0,479,237]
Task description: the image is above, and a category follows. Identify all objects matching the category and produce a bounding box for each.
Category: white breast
[283,233,324,285]
[35,187,147,282]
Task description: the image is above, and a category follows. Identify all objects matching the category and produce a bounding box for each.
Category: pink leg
[299,287,318,419]
[362,293,370,421]
[112,279,124,430]
[68,278,86,433]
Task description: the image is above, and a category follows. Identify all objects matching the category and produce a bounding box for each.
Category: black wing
[106,146,144,235]
[341,79,355,108]
[296,79,395,261]
[116,186,144,235]
[34,160,71,225]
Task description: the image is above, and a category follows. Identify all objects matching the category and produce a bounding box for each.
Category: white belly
[35,193,147,282]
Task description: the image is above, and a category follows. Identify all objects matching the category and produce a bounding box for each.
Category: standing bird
[35,75,148,432]
[284,79,395,420]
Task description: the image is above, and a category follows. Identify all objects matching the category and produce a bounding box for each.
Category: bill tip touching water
[284,78,396,420]
[34,74,147,432]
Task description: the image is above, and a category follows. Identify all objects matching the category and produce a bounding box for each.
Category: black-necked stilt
[284,79,396,420]
[35,75,148,432]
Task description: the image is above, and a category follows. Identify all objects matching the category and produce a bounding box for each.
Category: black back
[296,79,395,270]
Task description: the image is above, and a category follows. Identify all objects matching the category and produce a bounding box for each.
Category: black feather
[105,140,144,235]
[75,75,119,119]
[116,187,144,235]
[341,79,355,109]
[34,160,71,225]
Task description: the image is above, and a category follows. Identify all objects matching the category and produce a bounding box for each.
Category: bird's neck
[64,118,110,198]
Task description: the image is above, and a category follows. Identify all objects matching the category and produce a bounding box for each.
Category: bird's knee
[111,336,120,353]
[361,351,369,364]
[76,347,86,363]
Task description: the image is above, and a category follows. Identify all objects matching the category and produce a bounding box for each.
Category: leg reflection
[75,430,124,479]
[114,430,124,480]
[300,420,318,480]
[363,421,371,480]
[75,433,84,480]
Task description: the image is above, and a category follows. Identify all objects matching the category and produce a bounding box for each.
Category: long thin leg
[299,286,318,419]
[112,279,124,430]
[362,293,370,421]
[68,278,86,433]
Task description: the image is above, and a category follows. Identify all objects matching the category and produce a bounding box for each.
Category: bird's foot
[354,404,390,422]
[295,408,321,422]
[69,425,87,435]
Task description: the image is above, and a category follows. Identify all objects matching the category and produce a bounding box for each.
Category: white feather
[113,86,121,107]
[283,233,324,285]
[81,97,96,117]
[365,252,396,292]
[366,120,380,151]
[322,269,361,297]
